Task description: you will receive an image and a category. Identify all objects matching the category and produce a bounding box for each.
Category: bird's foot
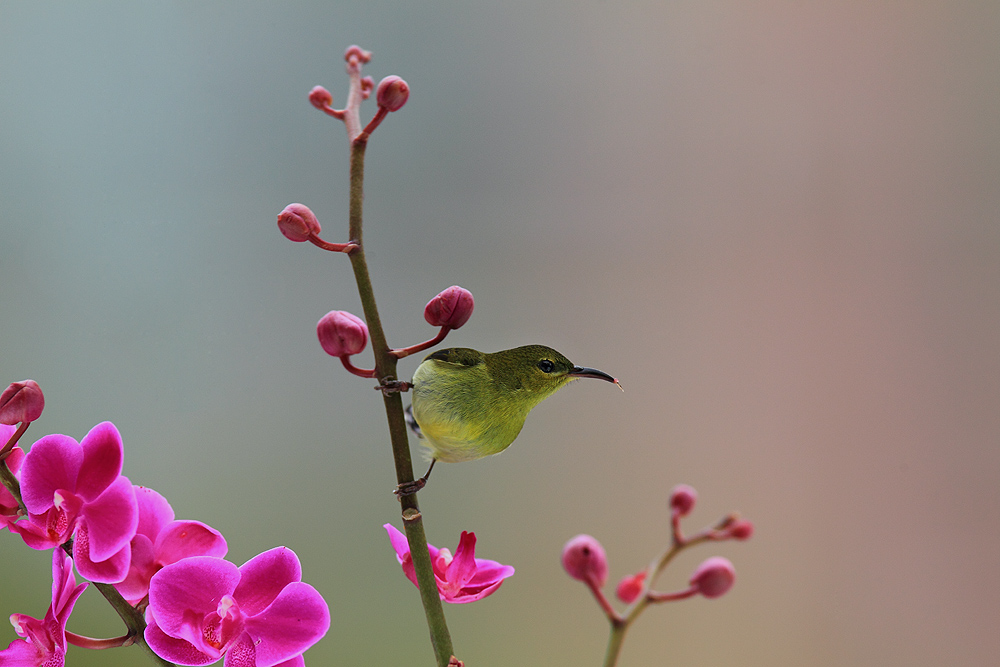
[376,377,411,395]
[394,478,426,497]
[393,459,436,497]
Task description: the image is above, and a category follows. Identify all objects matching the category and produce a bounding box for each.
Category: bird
[398,345,620,494]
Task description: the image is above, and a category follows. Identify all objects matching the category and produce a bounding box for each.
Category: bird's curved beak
[569,366,623,390]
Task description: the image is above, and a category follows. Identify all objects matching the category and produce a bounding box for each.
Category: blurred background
[2,2,998,666]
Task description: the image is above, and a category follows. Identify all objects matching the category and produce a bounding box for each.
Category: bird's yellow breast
[411,359,534,463]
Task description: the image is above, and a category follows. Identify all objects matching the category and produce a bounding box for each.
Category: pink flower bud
[615,571,646,604]
[317,311,368,358]
[670,484,697,517]
[278,204,322,242]
[561,534,608,587]
[376,76,409,112]
[424,286,474,329]
[689,556,735,599]
[308,86,334,111]
[0,380,44,425]
[727,519,754,541]
[344,45,372,64]
[361,76,375,100]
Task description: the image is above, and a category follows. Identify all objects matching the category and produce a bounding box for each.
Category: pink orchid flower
[384,524,515,603]
[115,486,228,605]
[145,547,330,667]
[0,549,88,667]
[10,421,138,583]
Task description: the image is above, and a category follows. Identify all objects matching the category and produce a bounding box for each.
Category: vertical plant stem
[603,620,628,667]
[345,137,454,666]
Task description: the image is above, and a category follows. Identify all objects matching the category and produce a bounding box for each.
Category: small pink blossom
[308,86,334,111]
[690,556,736,599]
[375,76,409,111]
[317,310,368,358]
[669,484,697,518]
[0,380,44,425]
[10,422,138,583]
[561,534,608,588]
[115,486,228,605]
[145,547,329,667]
[424,286,474,330]
[384,524,514,604]
[615,571,646,604]
[0,549,88,667]
[277,203,322,243]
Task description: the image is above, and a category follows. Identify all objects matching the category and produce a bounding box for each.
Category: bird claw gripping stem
[375,378,411,395]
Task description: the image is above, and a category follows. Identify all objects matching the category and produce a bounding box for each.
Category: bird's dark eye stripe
[538,359,555,373]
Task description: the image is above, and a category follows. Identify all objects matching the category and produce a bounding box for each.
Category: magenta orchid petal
[73,522,133,583]
[144,620,219,666]
[8,515,64,550]
[155,520,228,566]
[232,547,301,617]
[222,632,257,667]
[78,475,137,562]
[384,524,514,604]
[76,422,124,501]
[243,582,331,666]
[272,656,306,667]
[148,556,242,642]
[447,531,478,590]
[146,551,328,667]
[116,533,156,603]
[466,560,516,584]
[0,636,44,666]
[384,523,410,562]
[0,550,87,667]
[447,579,506,603]
[18,434,82,513]
[135,486,175,540]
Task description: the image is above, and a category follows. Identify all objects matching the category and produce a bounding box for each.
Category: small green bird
[400,345,620,492]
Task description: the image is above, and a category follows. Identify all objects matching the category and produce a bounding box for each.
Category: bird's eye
[537,359,555,373]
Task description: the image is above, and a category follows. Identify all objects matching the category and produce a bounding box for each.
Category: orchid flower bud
[360,76,375,100]
[669,484,697,518]
[561,534,608,587]
[308,86,334,111]
[344,45,372,65]
[0,380,44,425]
[278,204,322,242]
[689,556,735,599]
[424,286,474,329]
[726,519,754,541]
[317,311,368,358]
[615,572,646,604]
[376,76,409,112]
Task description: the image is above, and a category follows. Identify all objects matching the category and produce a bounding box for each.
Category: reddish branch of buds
[562,484,752,628]
[306,44,408,141]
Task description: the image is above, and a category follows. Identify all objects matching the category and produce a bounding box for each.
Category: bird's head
[485,345,620,399]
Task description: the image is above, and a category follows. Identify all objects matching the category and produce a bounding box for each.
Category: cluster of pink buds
[316,285,475,379]
[304,44,409,142]
[561,484,752,659]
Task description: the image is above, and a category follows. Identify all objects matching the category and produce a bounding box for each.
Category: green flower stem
[345,136,454,667]
[0,459,22,507]
[602,531,715,667]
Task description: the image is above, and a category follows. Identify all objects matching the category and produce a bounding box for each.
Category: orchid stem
[341,126,454,665]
